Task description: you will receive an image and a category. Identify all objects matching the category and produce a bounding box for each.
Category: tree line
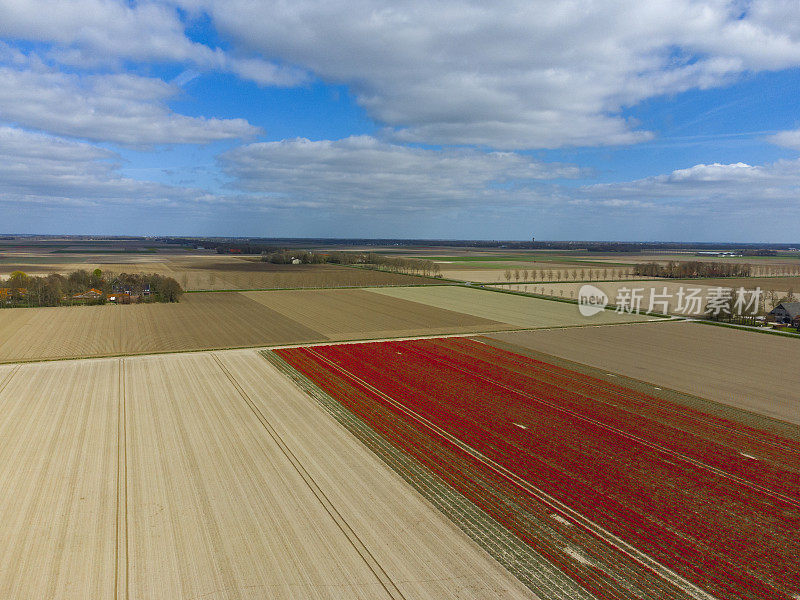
[0,269,183,307]
[633,261,751,278]
[261,250,442,278]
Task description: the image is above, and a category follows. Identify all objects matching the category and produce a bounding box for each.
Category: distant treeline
[0,269,182,307]
[159,237,798,253]
[261,250,442,277]
[633,261,751,278]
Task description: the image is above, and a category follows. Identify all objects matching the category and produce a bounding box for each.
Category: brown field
[0,289,508,362]
[0,350,531,599]
[371,285,654,328]
[486,320,800,424]
[0,255,438,291]
[670,276,800,293]
[242,288,504,339]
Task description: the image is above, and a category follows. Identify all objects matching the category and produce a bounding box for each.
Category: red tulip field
[275,337,800,600]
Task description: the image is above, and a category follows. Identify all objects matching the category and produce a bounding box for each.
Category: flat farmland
[173,259,442,290]
[0,254,441,291]
[371,285,655,327]
[276,337,800,600]
[0,359,118,599]
[497,281,740,315]
[0,289,507,362]
[670,276,800,294]
[242,288,505,339]
[0,350,531,599]
[0,292,320,362]
[487,321,800,424]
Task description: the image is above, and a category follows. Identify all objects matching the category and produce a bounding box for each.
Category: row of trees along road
[634,261,751,278]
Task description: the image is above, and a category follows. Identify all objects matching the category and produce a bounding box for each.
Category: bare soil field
[497,281,742,315]
[243,288,505,339]
[371,285,654,328]
[0,289,506,362]
[0,293,320,362]
[0,359,118,599]
[670,276,800,294]
[486,320,800,424]
[0,255,437,291]
[0,350,531,599]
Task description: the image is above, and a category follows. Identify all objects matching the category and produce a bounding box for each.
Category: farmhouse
[0,287,27,298]
[768,302,800,323]
[107,292,133,304]
[72,288,104,301]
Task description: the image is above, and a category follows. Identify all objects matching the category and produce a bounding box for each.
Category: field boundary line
[0,364,21,395]
[418,344,800,507]
[475,336,800,454]
[261,350,595,600]
[210,353,407,600]
[480,335,800,439]
[305,347,719,600]
[474,338,800,455]
[404,343,800,508]
[0,319,671,367]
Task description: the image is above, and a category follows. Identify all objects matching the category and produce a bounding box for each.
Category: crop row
[276,338,800,600]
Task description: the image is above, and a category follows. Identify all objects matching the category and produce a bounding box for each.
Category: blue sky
[1,1,800,241]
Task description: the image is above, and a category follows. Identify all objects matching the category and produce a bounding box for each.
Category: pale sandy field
[494,281,772,315]
[0,351,532,599]
[487,320,800,424]
[0,359,118,599]
[371,286,654,328]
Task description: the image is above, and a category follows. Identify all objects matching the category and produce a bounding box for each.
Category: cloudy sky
[1,0,800,241]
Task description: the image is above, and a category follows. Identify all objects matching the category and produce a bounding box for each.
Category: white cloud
[0,126,208,205]
[766,128,800,151]
[220,135,580,210]
[0,66,261,146]
[577,159,800,214]
[0,0,306,86]
[5,2,800,150]
[182,0,800,149]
